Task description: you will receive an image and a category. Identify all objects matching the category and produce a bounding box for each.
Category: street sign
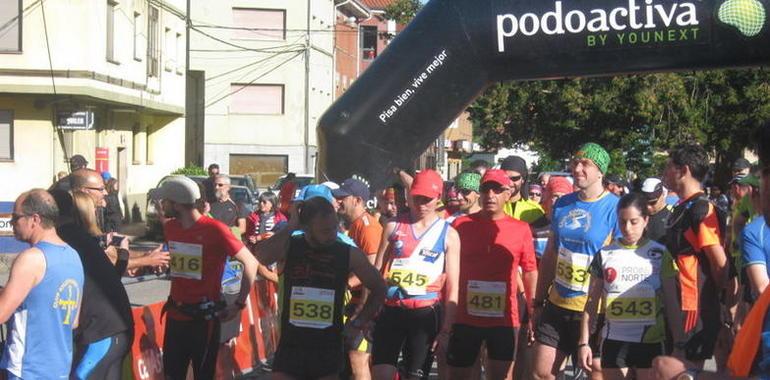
[56,110,94,130]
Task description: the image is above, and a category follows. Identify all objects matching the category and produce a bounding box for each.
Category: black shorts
[446,324,518,367]
[601,339,663,368]
[372,305,441,378]
[535,302,601,356]
[683,325,719,362]
[163,318,221,380]
[273,343,345,379]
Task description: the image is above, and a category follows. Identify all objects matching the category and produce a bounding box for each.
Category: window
[0,0,21,52]
[133,11,142,61]
[164,27,172,71]
[147,5,159,77]
[106,0,118,62]
[232,8,285,40]
[175,32,183,74]
[361,26,377,60]
[229,154,288,188]
[230,84,284,114]
[0,110,13,161]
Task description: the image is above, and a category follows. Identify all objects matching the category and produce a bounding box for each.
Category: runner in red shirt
[448,169,538,380]
[153,176,259,380]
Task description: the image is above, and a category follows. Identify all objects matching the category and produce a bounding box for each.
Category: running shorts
[535,302,602,357]
[601,339,663,368]
[372,304,441,379]
[273,343,345,379]
[446,324,518,367]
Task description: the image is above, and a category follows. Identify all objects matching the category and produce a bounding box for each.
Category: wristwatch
[676,368,700,380]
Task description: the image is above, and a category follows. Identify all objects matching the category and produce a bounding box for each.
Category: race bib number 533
[554,248,591,292]
[289,287,335,329]
[169,241,202,280]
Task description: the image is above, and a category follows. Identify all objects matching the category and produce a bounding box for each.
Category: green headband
[574,142,610,174]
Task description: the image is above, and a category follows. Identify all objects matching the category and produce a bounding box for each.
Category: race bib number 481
[169,241,203,280]
[289,287,335,329]
[467,280,506,318]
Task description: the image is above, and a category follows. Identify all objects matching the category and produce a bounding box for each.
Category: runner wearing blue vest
[0,189,84,380]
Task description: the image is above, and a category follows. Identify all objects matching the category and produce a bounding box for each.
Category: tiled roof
[361,0,396,10]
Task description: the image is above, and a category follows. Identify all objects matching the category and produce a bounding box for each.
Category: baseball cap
[481,169,512,187]
[101,171,112,181]
[500,156,528,177]
[151,176,200,204]
[321,181,340,190]
[738,174,760,188]
[641,178,665,200]
[295,184,334,204]
[332,177,370,200]
[574,143,610,174]
[411,170,443,199]
[733,158,751,171]
[605,174,623,185]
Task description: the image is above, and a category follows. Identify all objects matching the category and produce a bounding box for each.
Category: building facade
[334,0,370,98]
[190,0,335,188]
[0,0,187,219]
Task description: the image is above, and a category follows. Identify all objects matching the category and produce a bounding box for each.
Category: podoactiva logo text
[497,0,701,51]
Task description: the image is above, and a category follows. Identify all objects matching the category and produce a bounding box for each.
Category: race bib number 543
[169,241,202,280]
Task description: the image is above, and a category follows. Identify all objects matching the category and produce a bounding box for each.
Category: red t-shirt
[452,213,536,327]
[164,215,244,305]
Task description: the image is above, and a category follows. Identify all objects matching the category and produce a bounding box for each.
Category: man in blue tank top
[0,189,84,379]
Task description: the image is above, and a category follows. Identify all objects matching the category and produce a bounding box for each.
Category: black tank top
[280,235,350,348]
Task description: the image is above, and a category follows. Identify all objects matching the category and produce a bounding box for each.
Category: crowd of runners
[2,121,769,380]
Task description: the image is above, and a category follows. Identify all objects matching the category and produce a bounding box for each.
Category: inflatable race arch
[318,0,770,188]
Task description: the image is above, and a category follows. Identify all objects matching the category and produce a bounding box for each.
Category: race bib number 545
[169,241,202,280]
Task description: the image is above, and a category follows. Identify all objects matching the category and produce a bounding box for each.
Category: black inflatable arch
[318,0,770,188]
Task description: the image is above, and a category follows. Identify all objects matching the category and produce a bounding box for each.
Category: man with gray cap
[500,155,547,226]
[332,177,381,380]
[153,176,258,380]
[641,177,672,243]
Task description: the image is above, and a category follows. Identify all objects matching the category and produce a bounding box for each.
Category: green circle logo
[718,0,767,37]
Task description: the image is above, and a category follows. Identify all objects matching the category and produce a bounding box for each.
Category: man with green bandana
[447,172,482,223]
[532,143,620,380]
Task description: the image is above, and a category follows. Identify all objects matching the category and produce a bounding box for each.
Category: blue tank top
[0,241,84,379]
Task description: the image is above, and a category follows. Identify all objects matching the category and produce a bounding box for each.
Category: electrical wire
[205,50,303,109]
[192,22,366,34]
[40,0,56,95]
[205,47,304,82]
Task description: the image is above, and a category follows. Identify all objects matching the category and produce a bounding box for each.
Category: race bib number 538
[169,241,202,280]
[289,287,335,329]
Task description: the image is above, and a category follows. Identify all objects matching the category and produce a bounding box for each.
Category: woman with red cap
[372,169,461,380]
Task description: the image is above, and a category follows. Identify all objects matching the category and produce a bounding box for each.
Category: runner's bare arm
[746,265,769,299]
[662,274,687,347]
[234,246,259,305]
[374,221,396,271]
[349,247,386,324]
[441,226,461,332]
[237,217,247,236]
[257,263,280,283]
[0,248,45,323]
[703,243,728,289]
[577,277,602,371]
[534,236,557,305]
[522,269,538,320]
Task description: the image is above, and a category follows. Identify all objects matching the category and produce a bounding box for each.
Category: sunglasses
[530,192,542,197]
[84,186,106,192]
[10,213,29,224]
[215,183,228,187]
[509,175,523,182]
[480,184,510,194]
[458,189,476,196]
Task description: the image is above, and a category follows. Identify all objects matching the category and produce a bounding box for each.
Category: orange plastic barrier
[125,280,280,380]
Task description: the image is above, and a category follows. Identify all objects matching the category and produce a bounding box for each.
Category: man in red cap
[448,169,538,380]
[373,169,460,380]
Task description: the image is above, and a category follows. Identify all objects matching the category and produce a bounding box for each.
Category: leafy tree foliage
[384,0,422,25]
[468,69,770,183]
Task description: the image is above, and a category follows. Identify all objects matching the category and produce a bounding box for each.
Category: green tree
[468,69,770,184]
[384,0,422,25]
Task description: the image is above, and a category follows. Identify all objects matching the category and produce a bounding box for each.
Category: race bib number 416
[467,280,506,318]
[289,287,335,329]
[169,241,203,280]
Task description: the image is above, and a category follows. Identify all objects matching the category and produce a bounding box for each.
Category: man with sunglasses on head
[447,169,537,380]
[532,143,620,380]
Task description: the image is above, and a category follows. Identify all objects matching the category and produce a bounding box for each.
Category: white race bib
[554,247,592,292]
[169,241,203,280]
[289,286,335,329]
[466,280,506,318]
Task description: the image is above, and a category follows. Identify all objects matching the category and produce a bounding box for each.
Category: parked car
[229,185,257,214]
[230,175,258,198]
